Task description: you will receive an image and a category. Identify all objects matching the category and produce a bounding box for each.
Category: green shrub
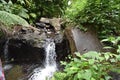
[0,0,69,24]
[64,0,120,38]
[102,36,120,54]
[53,36,120,80]
[0,0,29,19]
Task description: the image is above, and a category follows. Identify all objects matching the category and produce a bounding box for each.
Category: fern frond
[0,11,29,27]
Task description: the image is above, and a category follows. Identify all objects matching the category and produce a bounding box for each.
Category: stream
[29,39,57,80]
[3,39,58,80]
[4,39,9,63]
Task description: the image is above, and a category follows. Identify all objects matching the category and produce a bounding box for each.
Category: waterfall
[4,39,9,63]
[29,40,57,80]
[45,41,56,67]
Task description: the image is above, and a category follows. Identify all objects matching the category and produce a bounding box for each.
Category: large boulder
[65,27,103,56]
[39,17,62,33]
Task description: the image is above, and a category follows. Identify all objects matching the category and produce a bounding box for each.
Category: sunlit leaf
[74,52,81,57]
[104,53,110,60]
[83,51,100,59]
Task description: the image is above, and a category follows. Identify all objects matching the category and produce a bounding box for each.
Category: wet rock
[36,17,62,33]
[109,71,120,80]
[65,27,103,56]
[8,39,45,63]
[0,23,70,63]
[4,64,39,80]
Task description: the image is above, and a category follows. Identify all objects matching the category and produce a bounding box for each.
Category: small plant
[52,36,120,80]
[102,36,120,54]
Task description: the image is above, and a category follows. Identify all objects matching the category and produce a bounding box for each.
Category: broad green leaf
[83,51,100,59]
[74,52,81,57]
[88,59,95,65]
[84,70,92,80]
[101,39,109,42]
[30,13,37,18]
[116,37,120,41]
[117,45,120,53]
[104,53,110,60]
[60,61,67,65]
[116,55,120,61]
[92,65,98,70]
[103,46,113,49]
[105,76,112,80]
[110,59,116,62]
[91,78,96,80]
[74,58,80,62]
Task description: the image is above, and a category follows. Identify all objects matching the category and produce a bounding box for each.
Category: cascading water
[29,40,57,80]
[4,39,9,63]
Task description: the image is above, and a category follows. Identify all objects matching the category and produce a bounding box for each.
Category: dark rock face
[7,33,70,63]
[1,26,70,80]
[0,20,70,63]
[109,72,120,80]
[56,35,70,61]
[8,39,45,63]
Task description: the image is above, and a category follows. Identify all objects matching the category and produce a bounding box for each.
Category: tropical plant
[0,0,69,24]
[0,0,29,19]
[53,36,120,80]
[53,51,120,80]
[64,0,120,38]
[0,11,29,27]
[102,36,120,54]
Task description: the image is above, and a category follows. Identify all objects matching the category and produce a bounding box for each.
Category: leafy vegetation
[0,0,69,38]
[0,0,120,79]
[65,0,120,38]
[0,10,29,38]
[0,0,29,19]
[102,36,120,54]
[52,36,120,80]
[0,0,69,24]
[0,11,29,27]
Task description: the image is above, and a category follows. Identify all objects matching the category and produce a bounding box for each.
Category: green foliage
[0,11,29,27]
[52,72,66,80]
[0,0,29,19]
[53,36,120,80]
[102,36,120,54]
[65,0,88,20]
[65,0,120,38]
[24,0,69,23]
[0,0,69,24]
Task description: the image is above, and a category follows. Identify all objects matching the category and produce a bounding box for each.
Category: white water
[29,41,57,80]
[4,39,9,62]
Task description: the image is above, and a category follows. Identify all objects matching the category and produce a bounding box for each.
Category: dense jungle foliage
[0,0,119,37]
[0,0,69,24]
[65,0,120,39]
[0,0,69,37]
[0,0,120,80]
[52,36,120,80]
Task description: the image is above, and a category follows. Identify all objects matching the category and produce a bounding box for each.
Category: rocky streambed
[0,17,104,80]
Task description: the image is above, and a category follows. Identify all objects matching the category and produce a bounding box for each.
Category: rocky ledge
[0,18,70,63]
